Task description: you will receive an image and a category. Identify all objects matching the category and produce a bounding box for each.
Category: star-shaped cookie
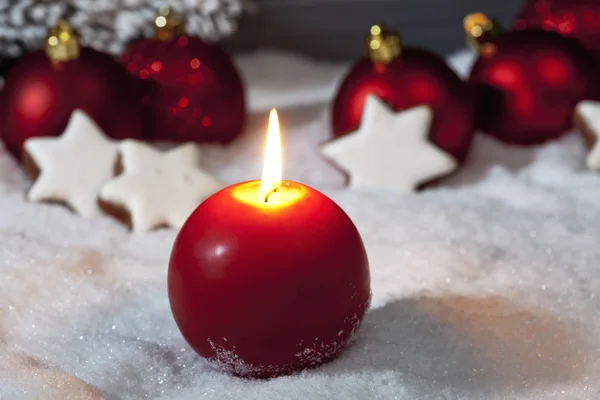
[99,140,224,232]
[574,101,600,170]
[23,110,118,217]
[322,95,458,192]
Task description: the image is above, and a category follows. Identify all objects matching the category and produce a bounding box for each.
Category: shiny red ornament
[332,25,475,162]
[515,0,600,59]
[168,180,371,379]
[121,11,245,143]
[0,27,143,158]
[468,26,600,144]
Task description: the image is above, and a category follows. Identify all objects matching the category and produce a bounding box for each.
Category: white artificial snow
[235,50,347,113]
[1,50,600,399]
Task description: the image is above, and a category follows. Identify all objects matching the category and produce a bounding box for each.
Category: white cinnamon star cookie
[574,101,600,171]
[23,110,118,217]
[99,140,224,232]
[322,95,457,192]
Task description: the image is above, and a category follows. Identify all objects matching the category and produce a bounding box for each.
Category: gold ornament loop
[155,5,185,41]
[45,20,80,63]
[365,24,402,64]
[463,12,502,53]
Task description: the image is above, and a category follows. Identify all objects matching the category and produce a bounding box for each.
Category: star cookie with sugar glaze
[99,140,224,232]
[22,109,118,217]
[322,95,458,192]
[574,101,600,171]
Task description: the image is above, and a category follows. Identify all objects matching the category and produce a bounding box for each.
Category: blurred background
[226,0,523,59]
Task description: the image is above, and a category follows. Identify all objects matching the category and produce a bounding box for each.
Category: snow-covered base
[204,310,366,379]
[2,50,600,400]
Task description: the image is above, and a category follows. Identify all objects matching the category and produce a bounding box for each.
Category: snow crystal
[203,303,368,378]
[1,50,600,400]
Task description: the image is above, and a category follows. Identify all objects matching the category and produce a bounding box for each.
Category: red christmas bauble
[333,26,475,162]
[168,180,370,379]
[0,23,143,158]
[122,35,246,143]
[469,28,600,144]
[515,0,600,58]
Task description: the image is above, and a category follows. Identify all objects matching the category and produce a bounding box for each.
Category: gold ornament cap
[365,25,401,64]
[45,20,80,63]
[155,5,185,41]
[463,12,502,53]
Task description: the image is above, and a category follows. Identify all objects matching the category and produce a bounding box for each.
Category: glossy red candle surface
[168,180,371,378]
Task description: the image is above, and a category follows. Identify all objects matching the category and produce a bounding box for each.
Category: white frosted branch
[0,0,251,57]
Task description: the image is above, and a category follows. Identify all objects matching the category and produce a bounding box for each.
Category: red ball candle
[168,110,371,379]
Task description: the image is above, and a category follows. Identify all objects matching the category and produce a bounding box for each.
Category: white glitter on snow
[204,304,368,378]
[1,50,600,400]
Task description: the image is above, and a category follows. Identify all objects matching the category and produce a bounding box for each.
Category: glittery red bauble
[515,0,600,58]
[469,30,600,144]
[121,36,245,143]
[332,49,475,162]
[0,47,144,158]
[168,181,370,379]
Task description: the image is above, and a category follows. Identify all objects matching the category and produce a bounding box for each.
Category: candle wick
[263,187,278,203]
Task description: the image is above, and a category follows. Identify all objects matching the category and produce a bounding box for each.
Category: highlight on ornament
[168,108,371,379]
[365,24,401,63]
[463,12,490,39]
[45,19,80,62]
[463,12,501,54]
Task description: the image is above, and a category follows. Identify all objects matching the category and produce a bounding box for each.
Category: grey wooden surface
[225,0,524,60]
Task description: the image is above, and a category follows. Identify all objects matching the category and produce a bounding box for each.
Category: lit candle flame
[259,109,282,202]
